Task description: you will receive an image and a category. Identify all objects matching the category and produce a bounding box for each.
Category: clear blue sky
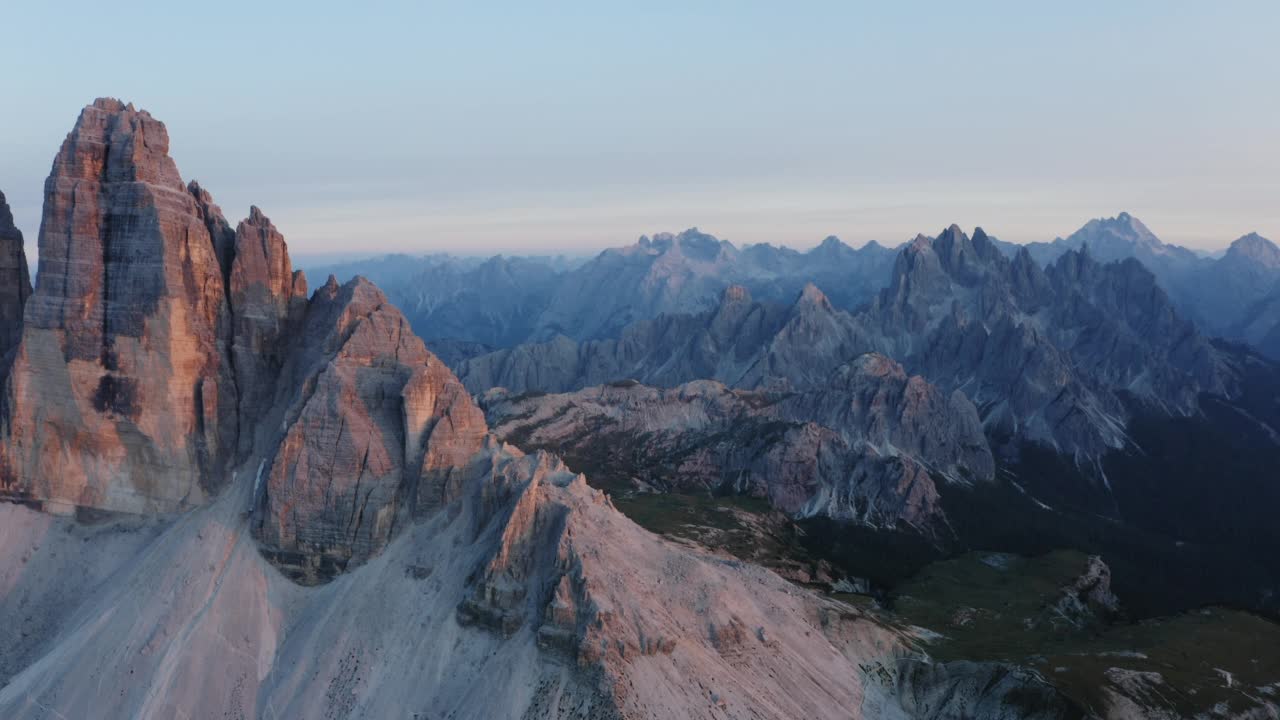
[2,1,1277,255]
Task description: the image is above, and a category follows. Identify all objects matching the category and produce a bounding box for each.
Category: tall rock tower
[0,99,238,513]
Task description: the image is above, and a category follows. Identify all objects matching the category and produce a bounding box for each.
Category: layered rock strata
[251,276,486,583]
[0,99,239,512]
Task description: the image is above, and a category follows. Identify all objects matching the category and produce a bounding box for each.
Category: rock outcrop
[0,191,31,361]
[251,276,486,583]
[482,353,993,530]
[1050,555,1120,629]
[226,205,308,458]
[0,99,239,513]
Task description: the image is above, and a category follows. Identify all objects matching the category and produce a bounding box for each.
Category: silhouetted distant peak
[1225,232,1280,268]
[634,228,733,261]
[1068,212,1164,251]
[0,190,15,232]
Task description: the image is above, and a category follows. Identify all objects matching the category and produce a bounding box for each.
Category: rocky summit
[1,99,241,513]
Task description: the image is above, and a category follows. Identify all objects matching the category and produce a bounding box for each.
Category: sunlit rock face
[250,276,487,583]
[0,99,239,513]
[225,205,309,460]
[0,98,495,578]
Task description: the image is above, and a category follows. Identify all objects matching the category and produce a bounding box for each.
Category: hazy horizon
[4,2,1278,256]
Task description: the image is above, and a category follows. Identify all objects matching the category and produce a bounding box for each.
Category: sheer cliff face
[0,191,31,359]
[251,276,486,584]
[1,99,239,513]
[226,206,309,459]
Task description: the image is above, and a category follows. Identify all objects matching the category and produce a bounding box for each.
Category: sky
[2,1,1278,257]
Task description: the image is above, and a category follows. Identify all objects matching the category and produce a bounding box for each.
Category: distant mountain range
[458,225,1233,459]
[314,212,1280,367]
[445,223,1280,623]
[308,229,900,362]
[990,212,1280,345]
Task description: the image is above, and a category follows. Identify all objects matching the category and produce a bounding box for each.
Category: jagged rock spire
[227,204,308,458]
[0,190,31,359]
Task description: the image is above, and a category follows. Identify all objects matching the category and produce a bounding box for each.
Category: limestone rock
[0,190,32,361]
[401,355,489,514]
[859,226,1227,456]
[1,444,1041,720]
[227,205,308,458]
[187,180,236,281]
[0,98,237,513]
[482,353,993,530]
[456,283,860,395]
[891,659,1082,720]
[1051,555,1120,629]
[252,276,485,583]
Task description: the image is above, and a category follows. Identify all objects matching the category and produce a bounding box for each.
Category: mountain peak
[1068,212,1164,252]
[907,233,933,252]
[637,228,733,261]
[842,352,908,382]
[90,97,129,113]
[932,224,970,252]
[5,98,244,513]
[59,98,183,191]
[1226,232,1280,268]
[816,235,845,251]
[795,282,832,310]
[674,227,732,259]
